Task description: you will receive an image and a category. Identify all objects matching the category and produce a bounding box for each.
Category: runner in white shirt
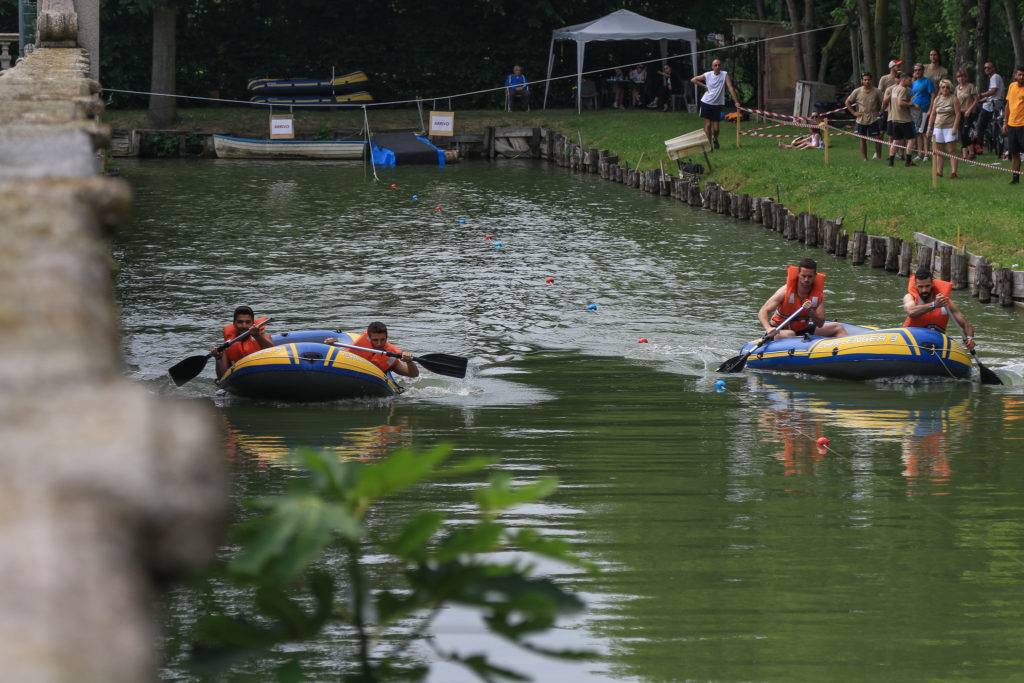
[691,57,741,150]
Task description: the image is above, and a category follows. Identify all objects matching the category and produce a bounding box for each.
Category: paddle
[168,318,272,386]
[970,348,1003,385]
[328,341,468,379]
[717,305,808,374]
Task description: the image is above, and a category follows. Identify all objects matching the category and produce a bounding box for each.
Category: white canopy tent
[542,9,700,113]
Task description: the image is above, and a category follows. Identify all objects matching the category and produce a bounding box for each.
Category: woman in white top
[926,79,961,178]
[690,58,740,150]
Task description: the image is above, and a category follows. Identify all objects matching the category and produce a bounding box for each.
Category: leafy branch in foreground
[189,444,597,682]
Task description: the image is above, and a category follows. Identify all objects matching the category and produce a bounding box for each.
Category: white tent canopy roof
[543,9,700,111]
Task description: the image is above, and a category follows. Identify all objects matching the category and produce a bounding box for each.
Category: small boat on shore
[217,330,401,401]
[247,71,369,96]
[249,92,374,106]
[212,134,365,160]
[739,323,972,380]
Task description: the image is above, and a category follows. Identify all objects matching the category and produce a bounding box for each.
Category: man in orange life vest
[758,258,847,339]
[213,305,274,378]
[902,267,976,350]
[348,321,420,377]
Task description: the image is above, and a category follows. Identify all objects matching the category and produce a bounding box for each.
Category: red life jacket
[770,265,826,333]
[222,316,269,365]
[349,331,402,373]
[903,276,952,330]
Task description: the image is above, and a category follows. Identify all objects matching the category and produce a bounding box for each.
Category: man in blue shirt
[910,63,935,161]
[505,64,529,111]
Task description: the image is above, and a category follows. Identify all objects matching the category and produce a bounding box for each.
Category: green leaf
[275,658,304,683]
[447,653,530,683]
[350,444,454,504]
[255,586,310,636]
[435,456,494,478]
[296,447,360,497]
[475,474,558,514]
[510,528,599,573]
[383,511,445,561]
[435,522,504,562]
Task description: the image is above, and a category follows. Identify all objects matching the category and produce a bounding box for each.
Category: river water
[115,158,1024,681]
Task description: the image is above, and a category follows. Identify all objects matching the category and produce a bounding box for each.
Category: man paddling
[347,321,419,377]
[902,267,976,350]
[758,258,846,339]
[214,306,274,378]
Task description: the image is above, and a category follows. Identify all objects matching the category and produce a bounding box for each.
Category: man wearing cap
[879,60,902,147]
[910,63,935,161]
[977,61,1005,149]
[902,267,976,350]
[884,72,917,166]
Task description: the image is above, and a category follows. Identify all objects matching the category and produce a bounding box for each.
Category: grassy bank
[104,107,1024,264]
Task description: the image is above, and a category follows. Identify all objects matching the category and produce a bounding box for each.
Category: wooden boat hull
[213,134,365,160]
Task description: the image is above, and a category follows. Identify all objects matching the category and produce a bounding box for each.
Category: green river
[115,158,1024,681]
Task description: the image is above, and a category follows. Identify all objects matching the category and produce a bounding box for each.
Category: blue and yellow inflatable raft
[740,323,972,380]
[217,330,401,401]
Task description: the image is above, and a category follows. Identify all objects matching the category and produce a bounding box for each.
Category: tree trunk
[1005,0,1023,70]
[956,0,976,72]
[874,0,890,87]
[859,0,876,76]
[899,0,917,70]
[818,19,849,82]
[147,2,178,129]
[755,0,767,20]
[784,0,808,81]
[803,0,817,82]
[976,0,991,92]
[849,16,862,82]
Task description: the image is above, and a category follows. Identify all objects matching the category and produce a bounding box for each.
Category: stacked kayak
[217,330,401,401]
[739,323,972,380]
[247,71,373,106]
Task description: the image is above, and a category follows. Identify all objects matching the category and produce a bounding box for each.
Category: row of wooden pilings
[546,132,1017,307]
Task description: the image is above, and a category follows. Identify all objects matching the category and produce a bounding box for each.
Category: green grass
[104,107,1024,264]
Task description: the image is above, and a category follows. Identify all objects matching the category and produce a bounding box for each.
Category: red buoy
[545,276,555,284]
[816,436,830,448]
[484,234,494,241]
[434,205,443,212]
[638,337,649,343]
[389,182,397,189]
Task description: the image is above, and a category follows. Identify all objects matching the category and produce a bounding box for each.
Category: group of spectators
[843,50,1024,183]
[504,61,689,112]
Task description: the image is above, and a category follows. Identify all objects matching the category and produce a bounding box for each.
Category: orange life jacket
[222,316,269,365]
[770,265,826,333]
[349,331,402,373]
[903,276,952,330]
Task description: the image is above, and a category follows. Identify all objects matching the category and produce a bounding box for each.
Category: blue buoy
[412,194,418,201]
[586,303,598,312]
[715,379,726,392]
[458,217,467,224]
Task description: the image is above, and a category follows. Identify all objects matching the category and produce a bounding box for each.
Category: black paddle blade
[414,353,469,378]
[168,354,211,386]
[972,352,1003,385]
[717,351,752,374]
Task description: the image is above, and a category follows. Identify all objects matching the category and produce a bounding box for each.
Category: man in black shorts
[884,73,917,166]
[1004,66,1024,184]
[846,72,884,160]
[691,57,740,149]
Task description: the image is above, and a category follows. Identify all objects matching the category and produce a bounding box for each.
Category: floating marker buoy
[638,337,649,343]
[816,436,830,448]
[545,276,555,284]
[459,217,467,224]
[389,182,397,189]
[586,303,598,312]
[484,234,493,241]
[412,194,418,201]
[434,205,442,213]
[714,379,726,392]
[494,240,503,249]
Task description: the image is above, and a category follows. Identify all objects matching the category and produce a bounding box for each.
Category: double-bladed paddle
[327,341,468,379]
[168,318,272,386]
[970,348,1003,385]
[717,306,807,374]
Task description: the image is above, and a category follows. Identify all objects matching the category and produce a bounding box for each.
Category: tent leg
[703,150,713,172]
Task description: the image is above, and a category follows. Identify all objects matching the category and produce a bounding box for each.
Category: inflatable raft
[217,330,401,401]
[740,323,972,380]
[247,71,369,96]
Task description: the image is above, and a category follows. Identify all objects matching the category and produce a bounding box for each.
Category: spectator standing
[691,57,740,150]
[885,72,917,166]
[611,67,627,110]
[926,79,961,178]
[505,65,529,111]
[977,61,1005,149]
[845,72,884,160]
[910,63,935,161]
[647,63,679,111]
[878,59,902,144]
[629,64,646,108]
[954,69,978,160]
[1004,67,1024,184]
[923,49,948,88]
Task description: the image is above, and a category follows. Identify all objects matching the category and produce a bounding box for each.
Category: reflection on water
[116,160,1024,681]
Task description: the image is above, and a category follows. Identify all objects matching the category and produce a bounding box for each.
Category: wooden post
[836,229,849,258]
[884,237,901,271]
[917,245,934,273]
[795,212,806,241]
[869,236,887,268]
[998,268,1015,306]
[804,214,819,247]
[951,250,968,289]
[898,241,913,276]
[851,231,868,265]
[938,245,952,281]
[822,120,829,165]
[785,213,799,240]
[530,128,541,158]
[931,138,938,190]
[736,113,741,148]
[977,260,993,303]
